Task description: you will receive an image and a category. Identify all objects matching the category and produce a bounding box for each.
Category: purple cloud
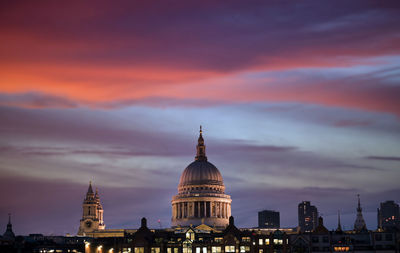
[365,156,400,162]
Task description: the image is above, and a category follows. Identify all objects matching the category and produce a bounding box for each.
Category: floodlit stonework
[171,127,232,229]
[77,182,105,235]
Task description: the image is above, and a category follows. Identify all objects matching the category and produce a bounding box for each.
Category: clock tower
[77,182,105,235]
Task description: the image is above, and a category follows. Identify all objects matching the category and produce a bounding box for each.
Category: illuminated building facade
[298,201,318,232]
[171,127,232,229]
[78,182,105,235]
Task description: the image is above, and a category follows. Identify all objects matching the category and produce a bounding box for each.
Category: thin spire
[354,194,367,231]
[336,210,342,232]
[95,188,99,200]
[195,125,207,161]
[3,213,15,239]
[87,181,94,194]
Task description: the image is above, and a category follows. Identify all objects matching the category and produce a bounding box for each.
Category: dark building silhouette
[354,194,367,232]
[378,200,400,231]
[2,214,15,241]
[258,210,280,228]
[298,201,318,232]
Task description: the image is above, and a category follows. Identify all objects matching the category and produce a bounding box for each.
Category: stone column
[224,203,227,218]
[198,202,201,218]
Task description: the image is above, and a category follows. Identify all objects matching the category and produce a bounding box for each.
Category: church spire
[336,210,343,233]
[354,194,367,232]
[87,181,94,194]
[195,125,207,161]
[3,213,15,240]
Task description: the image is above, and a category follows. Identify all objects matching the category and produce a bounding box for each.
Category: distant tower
[377,200,400,231]
[298,201,318,232]
[78,182,105,235]
[335,210,343,233]
[3,213,15,241]
[258,210,280,228]
[353,194,367,232]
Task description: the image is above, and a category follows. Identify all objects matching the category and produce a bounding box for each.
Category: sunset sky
[1,1,400,235]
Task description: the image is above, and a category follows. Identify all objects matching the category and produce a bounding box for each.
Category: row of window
[257,238,285,245]
[181,186,222,192]
[131,244,284,253]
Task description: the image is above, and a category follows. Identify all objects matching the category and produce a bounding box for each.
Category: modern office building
[378,200,400,231]
[258,210,280,228]
[298,201,318,232]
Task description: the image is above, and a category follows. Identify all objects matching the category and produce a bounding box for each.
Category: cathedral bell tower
[78,182,105,235]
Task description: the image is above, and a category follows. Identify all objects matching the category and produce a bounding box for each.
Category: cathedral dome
[171,127,232,229]
[178,160,224,187]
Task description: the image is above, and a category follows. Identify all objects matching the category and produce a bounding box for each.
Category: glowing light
[334,246,350,252]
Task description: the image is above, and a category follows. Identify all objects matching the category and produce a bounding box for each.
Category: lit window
[273,239,283,245]
[122,248,131,253]
[186,231,195,241]
[240,246,250,253]
[167,248,172,253]
[225,246,235,253]
[174,248,179,253]
[259,250,263,253]
[203,247,207,253]
[135,248,144,253]
[258,239,263,245]
[212,247,221,253]
[242,237,251,242]
[196,247,201,253]
[265,239,269,245]
[151,248,160,253]
[215,237,223,242]
[334,247,350,252]
[183,244,192,253]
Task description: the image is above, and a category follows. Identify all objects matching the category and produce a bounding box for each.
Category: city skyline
[1,1,400,235]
